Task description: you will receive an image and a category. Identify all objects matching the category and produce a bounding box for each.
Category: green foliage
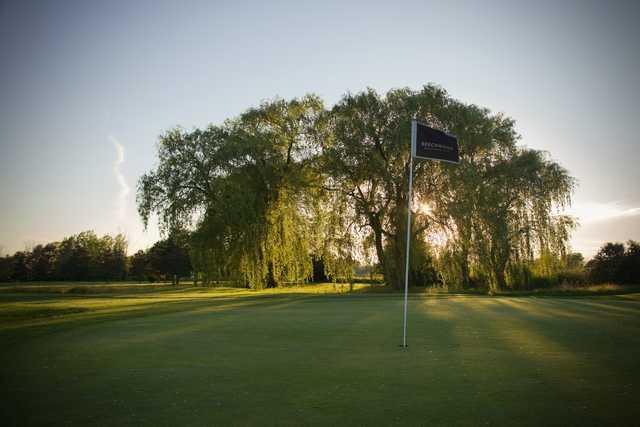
[323,85,576,290]
[137,84,576,292]
[435,243,464,289]
[145,232,191,284]
[0,256,11,282]
[555,268,588,286]
[564,252,584,269]
[324,86,447,289]
[128,250,148,281]
[503,249,590,290]
[587,241,640,284]
[384,224,439,288]
[138,96,326,288]
[0,231,128,282]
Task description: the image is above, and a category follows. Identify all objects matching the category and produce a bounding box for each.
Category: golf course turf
[1,286,639,426]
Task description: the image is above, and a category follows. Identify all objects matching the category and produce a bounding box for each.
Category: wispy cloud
[566,201,640,225]
[109,136,130,221]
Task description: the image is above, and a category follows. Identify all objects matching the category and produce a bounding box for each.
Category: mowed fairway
[1,287,639,426]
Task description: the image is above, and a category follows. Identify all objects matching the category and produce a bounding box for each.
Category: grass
[1,283,639,425]
[0,281,194,295]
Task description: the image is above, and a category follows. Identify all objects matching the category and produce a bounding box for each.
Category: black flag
[412,121,459,164]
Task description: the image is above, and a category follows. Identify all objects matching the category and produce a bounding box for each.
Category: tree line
[8,85,631,291]
[1,229,635,288]
[136,84,578,292]
[586,241,640,284]
[0,231,190,284]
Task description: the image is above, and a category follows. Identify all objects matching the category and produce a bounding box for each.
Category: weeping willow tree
[469,149,576,291]
[323,85,575,290]
[323,86,451,289]
[138,84,576,292]
[138,95,328,288]
[426,102,576,291]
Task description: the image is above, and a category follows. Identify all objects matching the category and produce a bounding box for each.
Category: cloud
[109,136,130,221]
[566,201,640,225]
[570,213,640,258]
[567,201,640,258]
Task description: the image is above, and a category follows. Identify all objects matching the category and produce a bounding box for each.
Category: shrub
[556,268,587,286]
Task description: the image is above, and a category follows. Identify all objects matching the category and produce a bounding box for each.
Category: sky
[1,0,639,258]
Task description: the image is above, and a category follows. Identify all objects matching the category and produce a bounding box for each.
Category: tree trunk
[369,215,386,282]
[388,232,405,289]
[458,245,470,289]
[493,268,506,292]
[490,248,509,292]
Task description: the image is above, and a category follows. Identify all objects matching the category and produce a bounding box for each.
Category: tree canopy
[137,84,576,291]
[0,231,128,282]
[586,241,640,284]
[138,96,327,288]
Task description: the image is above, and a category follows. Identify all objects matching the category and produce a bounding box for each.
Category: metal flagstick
[402,118,417,348]
[401,117,458,348]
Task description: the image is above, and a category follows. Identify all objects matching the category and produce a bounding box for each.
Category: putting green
[1,288,639,425]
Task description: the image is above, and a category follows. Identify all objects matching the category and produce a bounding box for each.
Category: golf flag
[411,121,459,164]
[402,119,460,348]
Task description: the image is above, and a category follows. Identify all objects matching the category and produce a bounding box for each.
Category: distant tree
[55,235,80,280]
[128,250,148,281]
[622,240,640,284]
[29,243,58,281]
[0,255,12,282]
[564,252,584,270]
[146,233,191,285]
[0,231,130,283]
[100,234,128,281]
[587,242,626,283]
[10,251,30,281]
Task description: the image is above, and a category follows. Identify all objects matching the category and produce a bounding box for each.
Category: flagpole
[403,118,417,348]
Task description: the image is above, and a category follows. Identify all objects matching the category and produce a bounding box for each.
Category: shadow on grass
[0,292,323,339]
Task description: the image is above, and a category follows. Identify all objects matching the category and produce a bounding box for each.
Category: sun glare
[416,201,433,215]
